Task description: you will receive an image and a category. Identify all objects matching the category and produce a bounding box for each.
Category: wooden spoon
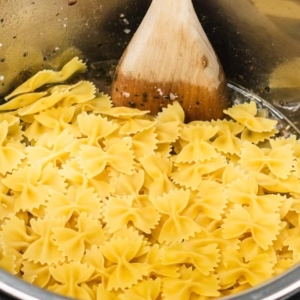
[111,0,228,122]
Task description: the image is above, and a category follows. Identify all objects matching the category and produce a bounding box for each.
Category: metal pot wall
[0,0,300,299]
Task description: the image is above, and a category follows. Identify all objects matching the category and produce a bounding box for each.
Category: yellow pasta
[100,237,149,290]
[239,142,294,179]
[22,217,66,265]
[211,119,244,154]
[0,121,25,175]
[2,163,66,212]
[79,140,134,178]
[162,265,220,299]
[176,124,219,163]
[224,101,278,132]
[77,113,118,145]
[171,156,227,190]
[1,58,300,300]
[22,261,52,288]
[227,177,285,215]
[5,57,87,100]
[217,248,274,287]
[183,180,227,220]
[241,127,279,143]
[103,194,159,234]
[139,154,176,197]
[119,278,161,300]
[59,159,113,197]
[52,213,106,262]
[49,262,95,299]
[154,102,184,143]
[145,244,179,278]
[222,204,281,250]
[131,127,158,159]
[150,189,201,244]
[47,187,103,221]
[163,241,220,275]
[118,117,156,135]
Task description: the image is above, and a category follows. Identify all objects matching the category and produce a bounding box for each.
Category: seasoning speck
[124,29,131,34]
[123,18,130,25]
[157,88,163,96]
[170,93,179,101]
[122,92,130,98]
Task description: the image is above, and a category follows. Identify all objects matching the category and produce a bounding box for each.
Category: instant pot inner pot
[1,0,300,299]
[1,0,300,128]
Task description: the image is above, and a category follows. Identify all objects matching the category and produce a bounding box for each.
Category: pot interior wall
[1,0,300,126]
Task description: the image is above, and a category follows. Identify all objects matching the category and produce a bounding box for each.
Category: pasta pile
[0,57,300,300]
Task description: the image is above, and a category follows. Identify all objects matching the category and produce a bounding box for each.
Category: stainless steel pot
[0,0,300,299]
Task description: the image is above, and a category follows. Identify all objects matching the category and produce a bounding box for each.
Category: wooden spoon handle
[112,0,228,121]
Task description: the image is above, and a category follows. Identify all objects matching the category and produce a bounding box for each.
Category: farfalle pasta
[217,248,274,288]
[163,265,220,299]
[52,213,106,262]
[0,121,25,175]
[100,237,149,290]
[150,189,201,244]
[5,57,87,100]
[1,58,300,300]
[211,119,244,154]
[103,195,160,234]
[176,124,219,163]
[239,142,294,179]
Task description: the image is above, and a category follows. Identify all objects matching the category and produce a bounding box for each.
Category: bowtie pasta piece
[79,140,135,178]
[0,121,25,175]
[150,189,201,244]
[217,248,274,288]
[119,278,161,300]
[211,119,245,154]
[162,265,220,299]
[222,204,281,250]
[100,237,149,290]
[5,57,86,100]
[175,124,219,163]
[49,262,95,300]
[22,217,66,265]
[47,186,103,221]
[224,101,278,132]
[52,213,106,262]
[239,142,294,179]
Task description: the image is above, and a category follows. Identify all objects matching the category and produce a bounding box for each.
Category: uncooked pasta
[0,57,300,299]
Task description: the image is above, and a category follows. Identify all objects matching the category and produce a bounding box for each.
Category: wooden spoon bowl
[111,0,228,122]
